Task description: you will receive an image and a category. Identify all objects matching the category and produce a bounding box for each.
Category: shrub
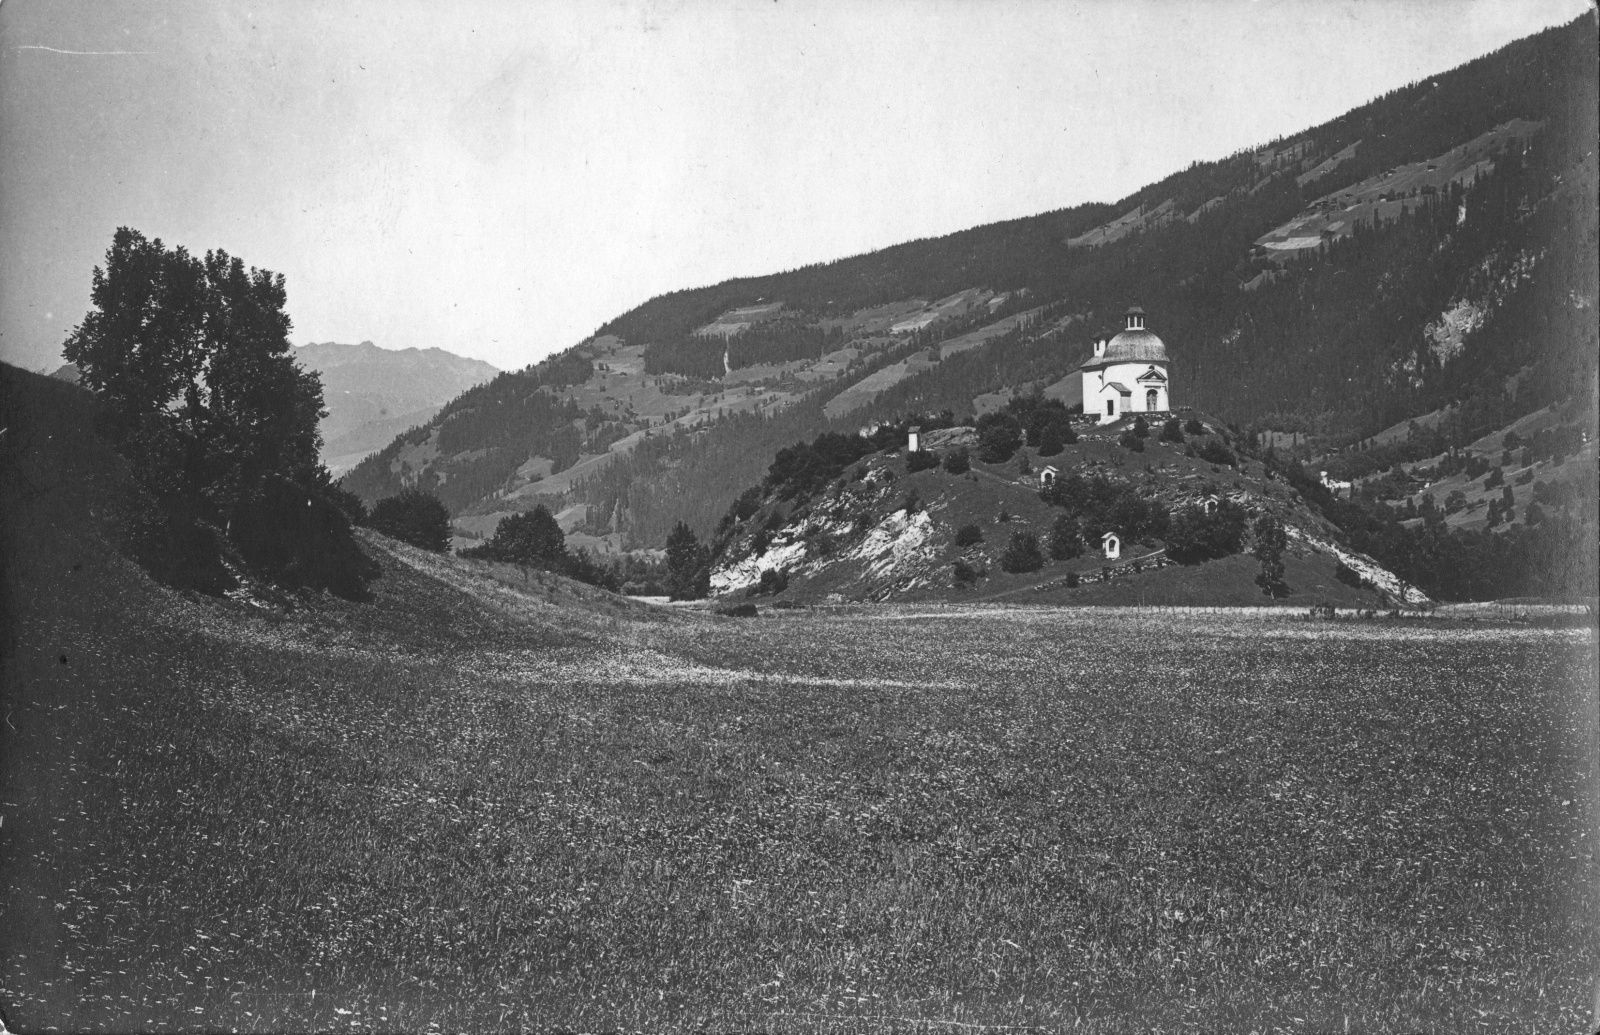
[1184,418,1206,436]
[955,523,984,547]
[1016,452,1032,474]
[901,489,922,514]
[369,489,452,552]
[976,412,1022,464]
[1132,415,1150,439]
[942,447,971,474]
[907,449,940,473]
[716,602,759,617]
[1000,530,1044,574]
[952,559,979,586]
[746,568,789,597]
[1118,431,1145,453]
[1196,439,1236,467]
[1037,426,1065,457]
[1334,560,1367,588]
[1164,501,1247,563]
[1159,418,1184,444]
[1063,571,1080,588]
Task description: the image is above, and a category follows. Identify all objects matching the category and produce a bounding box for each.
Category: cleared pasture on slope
[2,540,1596,1033]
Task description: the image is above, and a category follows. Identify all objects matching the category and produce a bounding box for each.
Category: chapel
[1080,306,1170,425]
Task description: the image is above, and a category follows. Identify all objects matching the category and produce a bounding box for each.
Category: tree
[369,489,452,552]
[1000,530,1044,573]
[666,520,710,600]
[465,505,566,567]
[1253,513,1289,598]
[1049,514,1083,560]
[62,228,369,595]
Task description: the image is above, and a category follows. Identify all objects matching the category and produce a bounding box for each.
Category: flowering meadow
[2,532,1596,1033]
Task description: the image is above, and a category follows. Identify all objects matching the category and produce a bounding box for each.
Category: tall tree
[62,228,369,595]
[665,521,709,600]
[1253,513,1289,598]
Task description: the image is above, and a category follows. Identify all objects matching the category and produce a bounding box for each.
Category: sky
[0,0,1589,374]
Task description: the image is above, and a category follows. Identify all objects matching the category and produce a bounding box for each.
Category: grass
[3,521,1596,1031]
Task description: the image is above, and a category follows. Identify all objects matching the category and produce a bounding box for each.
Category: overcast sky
[0,0,1587,373]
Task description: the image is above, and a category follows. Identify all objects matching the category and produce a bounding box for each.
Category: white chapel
[1080,305,1171,425]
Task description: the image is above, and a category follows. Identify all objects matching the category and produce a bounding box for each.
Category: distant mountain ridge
[294,341,497,474]
[340,13,1596,556]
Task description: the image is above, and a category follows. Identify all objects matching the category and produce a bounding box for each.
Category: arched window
[1146,388,1159,411]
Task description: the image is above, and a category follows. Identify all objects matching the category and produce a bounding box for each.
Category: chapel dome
[1103,327,1168,363]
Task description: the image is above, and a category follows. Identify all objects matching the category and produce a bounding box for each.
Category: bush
[1037,426,1065,457]
[1164,501,1247,563]
[1132,415,1150,439]
[1184,418,1206,436]
[952,559,980,586]
[907,449,940,473]
[716,602,759,618]
[1159,418,1184,444]
[746,568,789,597]
[955,523,984,547]
[1334,560,1367,588]
[1063,571,1080,588]
[901,489,922,513]
[1118,431,1145,452]
[976,412,1022,464]
[369,489,452,552]
[1196,439,1236,467]
[942,447,971,474]
[999,530,1044,574]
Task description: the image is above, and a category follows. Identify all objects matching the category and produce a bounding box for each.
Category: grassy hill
[341,14,1596,564]
[707,414,1412,608]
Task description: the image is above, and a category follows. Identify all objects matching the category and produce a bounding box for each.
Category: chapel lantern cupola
[1125,305,1146,331]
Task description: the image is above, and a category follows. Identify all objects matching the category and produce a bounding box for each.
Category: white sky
[0,0,1588,373]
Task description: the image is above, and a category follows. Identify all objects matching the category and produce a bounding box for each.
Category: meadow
[2,529,1596,1033]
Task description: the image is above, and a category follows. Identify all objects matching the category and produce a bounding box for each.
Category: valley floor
[2,534,1597,1033]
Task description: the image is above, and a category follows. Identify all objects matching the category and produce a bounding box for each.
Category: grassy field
[3,496,1596,1033]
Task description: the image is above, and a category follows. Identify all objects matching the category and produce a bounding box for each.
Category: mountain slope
[341,13,1596,555]
[294,341,497,474]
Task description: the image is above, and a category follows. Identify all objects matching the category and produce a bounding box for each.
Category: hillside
[341,13,1596,563]
[706,412,1420,608]
[293,341,498,474]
